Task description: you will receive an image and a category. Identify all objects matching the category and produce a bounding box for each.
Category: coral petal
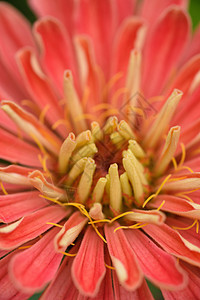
[72,226,106,297]
[105,222,143,291]
[0,205,69,249]
[10,227,63,293]
[125,229,187,290]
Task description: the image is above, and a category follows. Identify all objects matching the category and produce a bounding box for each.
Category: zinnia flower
[0,0,200,299]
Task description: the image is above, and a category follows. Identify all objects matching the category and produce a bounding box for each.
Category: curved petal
[0,2,35,78]
[105,222,143,291]
[16,48,67,137]
[10,227,63,293]
[0,191,48,223]
[0,251,32,300]
[143,223,200,267]
[0,205,69,249]
[142,6,190,97]
[72,226,106,297]
[125,229,187,290]
[34,17,78,93]
[0,127,42,167]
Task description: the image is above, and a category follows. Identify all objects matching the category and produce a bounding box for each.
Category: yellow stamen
[103,116,118,135]
[88,219,111,224]
[105,263,115,270]
[59,251,77,257]
[91,121,103,141]
[65,157,87,185]
[39,104,50,124]
[172,219,197,231]
[18,245,32,250]
[110,211,136,223]
[143,89,182,149]
[109,163,122,212]
[155,126,180,175]
[178,143,186,167]
[46,222,63,228]
[123,157,144,205]
[179,166,194,173]
[156,200,166,211]
[143,174,172,208]
[76,130,93,148]
[52,119,70,130]
[172,157,178,170]
[58,133,77,174]
[71,143,98,165]
[92,177,107,203]
[196,221,199,234]
[39,194,64,206]
[92,103,114,112]
[77,158,96,203]
[128,140,145,159]
[63,70,87,133]
[0,181,8,195]
[118,120,135,140]
[175,193,194,203]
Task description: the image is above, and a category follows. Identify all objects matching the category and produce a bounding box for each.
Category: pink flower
[0,0,200,299]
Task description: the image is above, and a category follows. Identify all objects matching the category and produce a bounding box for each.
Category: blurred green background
[0,0,199,299]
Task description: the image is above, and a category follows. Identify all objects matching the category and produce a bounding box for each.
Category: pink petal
[75,0,116,76]
[149,194,200,219]
[16,48,67,137]
[125,229,187,290]
[34,17,77,94]
[111,17,145,76]
[181,24,200,64]
[0,251,32,300]
[166,217,200,249]
[41,247,79,300]
[72,226,106,297]
[140,0,188,24]
[162,263,200,300]
[143,223,200,267]
[169,54,200,97]
[54,211,88,252]
[0,205,69,249]
[105,222,143,291]
[0,128,42,167]
[115,0,136,25]
[0,191,48,223]
[1,100,62,156]
[74,36,102,112]
[29,0,76,37]
[113,272,154,300]
[142,6,190,97]
[10,227,63,293]
[0,56,27,101]
[0,2,35,79]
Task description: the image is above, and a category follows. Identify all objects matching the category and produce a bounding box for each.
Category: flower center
[57,116,153,221]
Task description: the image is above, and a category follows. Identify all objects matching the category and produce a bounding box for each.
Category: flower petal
[0,128,42,167]
[142,6,190,97]
[113,273,154,300]
[72,226,106,297]
[0,2,35,78]
[34,17,77,93]
[16,48,67,137]
[105,222,143,291]
[0,251,32,300]
[10,227,63,293]
[125,229,187,290]
[0,205,69,249]
[54,211,87,252]
[143,223,200,267]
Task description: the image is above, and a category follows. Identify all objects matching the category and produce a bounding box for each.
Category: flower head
[0,0,200,299]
